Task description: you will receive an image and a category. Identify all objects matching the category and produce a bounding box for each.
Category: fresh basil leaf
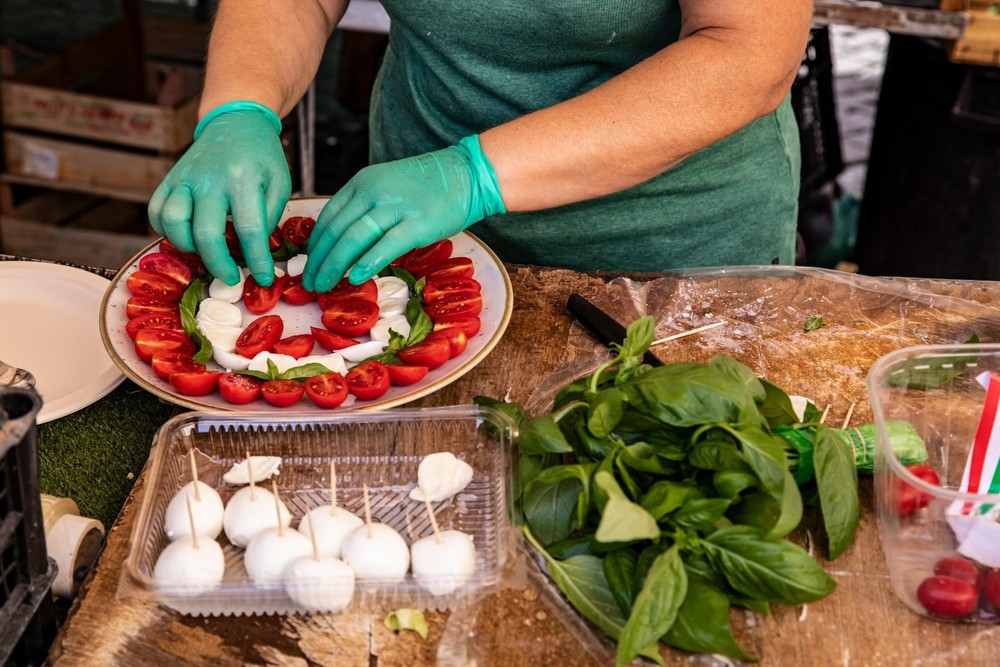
[720,425,787,496]
[270,238,300,262]
[603,549,638,617]
[886,333,980,389]
[588,388,625,439]
[702,526,836,605]
[413,276,426,298]
[617,546,686,667]
[524,476,581,544]
[726,493,781,532]
[547,535,599,559]
[527,464,595,530]
[758,379,799,429]
[765,469,803,540]
[519,415,574,455]
[634,544,667,592]
[638,481,699,522]
[235,369,271,381]
[688,439,749,472]
[570,417,616,461]
[613,455,642,501]
[622,316,655,361]
[802,400,824,424]
[512,454,543,525]
[384,608,428,639]
[474,396,527,439]
[803,316,824,332]
[390,266,417,291]
[591,449,619,513]
[554,378,590,411]
[279,363,334,381]
[619,442,677,475]
[404,296,433,346]
[191,329,214,365]
[663,578,753,661]
[594,472,659,543]
[709,355,765,402]
[178,278,204,336]
[813,426,860,559]
[776,425,816,484]
[266,358,280,380]
[671,498,731,533]
[713,470,758,499]
[621,363,762,428]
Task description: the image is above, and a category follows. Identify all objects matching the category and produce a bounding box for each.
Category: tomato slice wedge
[310,327,360,351]
[125,311,184,340]
[261,379,304,407]
[126,296,179,320]
[423,277,481,304]
[243,274,286,314]
[397,337,451,370]
[273,334,315,359]
[318,278,378,309]
[432,316,481,338]
[159,239,206,274]
[425,290,482,320]
[417,257,475,281]
[268,226,285,253]
[139,252,193,288]
[386,364,429,386]
[151,352,205,380]
[281,275,317,305]
[236,315,284,358]
[321,297,380,337]
[281,216,316,247]
[346,361,391,401]
[398,240,453,274]
[126,270,185,303]
[135,327,195,363]
[218,373,263,404]
[169,371,222,396]
[304,372,350,408]
[427,328,467,359]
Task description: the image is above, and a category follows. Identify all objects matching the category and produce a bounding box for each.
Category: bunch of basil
[477,316,898,664]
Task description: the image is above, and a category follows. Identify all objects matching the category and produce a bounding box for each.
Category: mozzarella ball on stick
[408,452,474,502]
[243,481,312,586]
[410,496,476,595]
[298,460,363,559]
[223,454,292,547]
[285,511,355,612]
[154,497,225,595]
[164,449,223,540]
[341,484,409,581]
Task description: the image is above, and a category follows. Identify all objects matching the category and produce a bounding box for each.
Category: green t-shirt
[369,1,800,272]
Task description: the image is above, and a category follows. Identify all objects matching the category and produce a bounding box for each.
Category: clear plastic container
[868,344,1000,622]
[124,406,514,616]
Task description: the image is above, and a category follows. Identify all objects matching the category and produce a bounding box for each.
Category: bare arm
[199,0,347,118]
[479,0,813,212]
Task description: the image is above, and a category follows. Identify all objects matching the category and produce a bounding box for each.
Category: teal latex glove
[148,101,291,286]
[302,135,506,293]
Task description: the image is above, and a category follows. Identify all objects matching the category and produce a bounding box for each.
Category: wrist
[194,100,282,140]
[456,134,507,225]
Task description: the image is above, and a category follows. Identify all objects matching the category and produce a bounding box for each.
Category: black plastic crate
[0,387,57,666]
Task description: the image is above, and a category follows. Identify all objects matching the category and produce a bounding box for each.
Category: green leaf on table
[528,463,595,530]
[588,388,625,439]
[813,426,860,559]
[474,396,527,439]
[720,425,787,496]
[804,316,824,332]
[765,469,803,540]
[594,471,660,543]
[603,548,638,617]
[619,442,677,476]
[618,546,686,667]
[384,608,428,639]
[572,417,617,461]
[622,316,656,360]
[663,578,754,661]
[726,493,781,533]
[671,498,732,533]
[519,415,574,455]
[688,439,750,473]
[709,355,765,403]
[524,475,582,544]
[621,363,759,428]
[702,526,836,605]
[278,363,334,381]
[641,481,701,521]
[713,470,759,499]
[886,332,980,389]
[758,379,799,429]
[776,425,817,485]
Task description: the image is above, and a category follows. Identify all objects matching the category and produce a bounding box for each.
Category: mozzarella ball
[197,298,244,327]
[164,481,224,541]
[154,536,225,596]
[273,266,286,278]
[376,297,408,318]
[248,351,298,375]
[409,452,475,502]
[284,555,355,612]
[223,486,293,548]
[286,254,308,277]
[341,523,410,581]
[375,276,409,302]
[410,530,477,596]
[298,506,364,559]
[295,353,348,376]
[339,341,387,363]
[223,456,282,485]
[243,526,313,586]
[209,273,247,302]
[198,321,243,353]
[213,347,252,372]
[369,315,411,342]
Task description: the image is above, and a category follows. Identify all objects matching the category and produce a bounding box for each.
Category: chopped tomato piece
[139,252,192,288]
[268,226,285,253]
[417,257,475,281]
[321,297,379,337]
[126,270,185,303]
[243,274,285,314]
[126,296,179,320]
[158,239,206,274]
[281,216,316,246]
[304,373,350,408]
[386,364,429,386]
[281,275,317,305]
[398,337,451,370]
[346,361,391,401]
[218,373,263,404]
[427,328,467,358]
[273,334,315,359]
[318,278,378,308]
[311,327,360,351]
[425,290,482,320]
[433,316,481,338]
[169,371,222,396]
[125,311,183,340]
[261,379,304,407]
[423,277,481,304]
[399,240,453,274]
[151,352,205,380]
[134,327,194,363]
[236,315,284,358]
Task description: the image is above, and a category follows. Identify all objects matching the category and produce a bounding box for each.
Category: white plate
[100,197,513,413]
[0,262,125,423]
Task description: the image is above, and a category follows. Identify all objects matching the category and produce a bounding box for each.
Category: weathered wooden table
[48,265,1000,666]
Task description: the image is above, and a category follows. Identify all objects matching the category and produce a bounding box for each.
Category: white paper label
[24,143,60,181]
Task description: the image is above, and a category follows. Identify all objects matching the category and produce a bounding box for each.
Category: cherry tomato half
[427,328,467,358]
[273,334,315,359]
[425,290,482,321]
[399,240,453,274]
[423,277,481,304]
[433,315,481,338]
[304,373,349,408]
[398,337,451,370]
[281,216,316,247]
[318,278,378,309]
[916,575,978,618]
[908,464,940,508]
[386,364,428,386]
[346,361,391,401]
[151,351,205,380]
[243,274,286,314]
[134,327,194,363]
[218,373,263,404]
[125,311,183,340]
[236,315,284,358]
[983,570,1000,610]
[139,252,192,288]
[159,238,206,274]
[268,226,285,253]
[126,296,179,320]
[417,257,475,281]
[934,556,982,588]
[169,371,222,397]
[281,275,317,305]
[310,327,359,351]
[261,379,304,407]
[321,297,380,337]
[126,270,185,303]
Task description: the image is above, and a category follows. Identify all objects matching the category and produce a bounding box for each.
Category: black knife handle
[566,293,663,367]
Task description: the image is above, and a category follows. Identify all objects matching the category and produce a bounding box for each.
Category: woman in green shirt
[148,0,812,292]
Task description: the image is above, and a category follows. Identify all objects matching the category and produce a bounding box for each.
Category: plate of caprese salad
[99,197,513,413]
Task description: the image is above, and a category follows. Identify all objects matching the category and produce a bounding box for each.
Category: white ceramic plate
[0,262,125,423]
[100,197,513,413]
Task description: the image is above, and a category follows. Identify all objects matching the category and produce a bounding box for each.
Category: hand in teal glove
[301,135,506,293]
[148,101,291,286]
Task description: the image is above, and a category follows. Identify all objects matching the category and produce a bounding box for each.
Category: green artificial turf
[36,381,177,530]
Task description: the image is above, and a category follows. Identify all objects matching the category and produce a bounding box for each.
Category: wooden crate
[951,1,1000,66]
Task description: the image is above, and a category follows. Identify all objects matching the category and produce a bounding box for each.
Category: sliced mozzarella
[213,347,251,372]
[409,452,475,502]
[339,341,387,363]
[377,296,408,318]
[248,351,299,375]
[286,254,308,277]
[197,298,244,328]
[197,321,242,353]
[370,315,411,342]
[208,273,246,302]
[375,276,409,302]
[223,456,282,485]
[296,353,348,375]
[273,266,286,279]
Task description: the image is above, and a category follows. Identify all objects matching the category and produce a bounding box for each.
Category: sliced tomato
[399,240,453,273]
[433,315,482,338]
[281,216,316,246]
[304,373,349,408]
[346,361,391,401]
[224,221,243,257]
[423,277,481,304]
[126,270,185,302]
[169,371,221,396]
[151,351,205,380]
[243,274,286,314]
[418,257,475,281]
[273,334,315,359]
[310,327,360,351]
[134,327,195,363]
[318,278,378,309]
[218,373,262,404]
[425,290,483,320]
[261,379,304,407]
[236,315,284,358]
[321,297,380,337]
[386,363,428,386]
[159,238,206,274]
[398,337,451,370]
[125,312,183,340]
[125,296,178,320]
[427,328,467,358]
[268,226,285,253]
[281,275,317,305]
[139,252,192,288]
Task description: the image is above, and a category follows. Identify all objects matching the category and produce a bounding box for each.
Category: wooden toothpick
[819,404,831,425]
[330,459,339,518]
[651,321,725,346]
[272,479,284,538]
[363,483,373,540]
[307,510,320,562]
[841,402,857,430]
[246,451,256,501]
[188,448,201,502]
[424,495,443,545]
[185,496,199,550]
